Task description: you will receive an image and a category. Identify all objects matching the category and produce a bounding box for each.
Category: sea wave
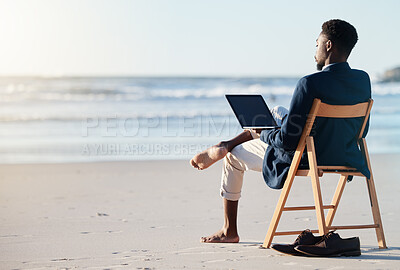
[371,82,400,95]
[1,77,400,103]
[0,85,295,102]
[0,111,235,123]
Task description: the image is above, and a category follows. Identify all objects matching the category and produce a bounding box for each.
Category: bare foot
[190,142,228,170]
[200,229,239,243]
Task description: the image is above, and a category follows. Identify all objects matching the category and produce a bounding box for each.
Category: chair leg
[360,138,387,249]
[262,150,304,248]
[366,175,387,249]
[310,171,328,235]
[306,137,328,235]
[262,169,297,248]
[325,175,348,227]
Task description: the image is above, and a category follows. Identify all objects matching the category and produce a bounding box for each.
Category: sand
[0,154,399,269]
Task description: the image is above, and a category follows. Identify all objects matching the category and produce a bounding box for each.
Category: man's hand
[251,128,265,134]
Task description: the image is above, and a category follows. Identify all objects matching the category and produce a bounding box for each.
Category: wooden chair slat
[317,166,358,170]
[317,102,369,118]
[274,224,379,237]
[283,205,335,211]
[328,224,379,230]
[296,169,323,177]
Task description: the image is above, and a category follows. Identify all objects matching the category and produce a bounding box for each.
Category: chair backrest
[296,98,373,152]
[315,99,373,140]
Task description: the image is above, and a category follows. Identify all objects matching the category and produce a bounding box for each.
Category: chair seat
[296,166,364,177]
[296,170,323,177]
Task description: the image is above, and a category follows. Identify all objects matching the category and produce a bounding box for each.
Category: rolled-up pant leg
[220,105,288,201]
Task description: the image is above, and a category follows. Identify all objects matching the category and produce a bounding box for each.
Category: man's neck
[322,63,340,70]
[324,54,347,66]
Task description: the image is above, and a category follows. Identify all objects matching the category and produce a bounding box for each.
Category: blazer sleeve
[260,77,315,150]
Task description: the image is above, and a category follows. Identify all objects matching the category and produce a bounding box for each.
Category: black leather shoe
[271,229,323,256]
[295,231,361,257]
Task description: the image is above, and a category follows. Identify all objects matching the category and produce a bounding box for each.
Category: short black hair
[321,19,358,56]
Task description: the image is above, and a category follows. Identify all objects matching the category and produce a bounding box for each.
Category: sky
[0,0,398,77]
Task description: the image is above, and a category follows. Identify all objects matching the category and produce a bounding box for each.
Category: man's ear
[326,40,332,52]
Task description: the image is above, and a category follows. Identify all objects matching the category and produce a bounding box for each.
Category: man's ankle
[217,141,230,151]
[222,226,238,237]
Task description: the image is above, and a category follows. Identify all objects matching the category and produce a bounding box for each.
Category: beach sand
[0,154,399,269]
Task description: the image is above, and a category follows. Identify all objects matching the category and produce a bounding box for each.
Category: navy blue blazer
[260,62,371,189]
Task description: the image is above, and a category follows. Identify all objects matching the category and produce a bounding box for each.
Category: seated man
[190,19,371,243]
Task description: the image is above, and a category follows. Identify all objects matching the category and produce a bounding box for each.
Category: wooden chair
[262,98,387,249]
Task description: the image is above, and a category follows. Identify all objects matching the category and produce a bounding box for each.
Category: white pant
[220,106,288,201]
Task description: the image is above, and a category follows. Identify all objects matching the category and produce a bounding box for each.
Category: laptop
[225,94,278,129]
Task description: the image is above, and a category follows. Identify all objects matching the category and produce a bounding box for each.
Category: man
[190,19,371,243]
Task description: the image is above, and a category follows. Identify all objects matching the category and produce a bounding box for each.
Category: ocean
[1,76,399,164]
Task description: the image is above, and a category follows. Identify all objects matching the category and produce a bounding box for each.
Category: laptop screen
[225,94,277,128]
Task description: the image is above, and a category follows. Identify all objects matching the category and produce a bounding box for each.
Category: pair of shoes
[295,231,361,257]
[271,230,361,257]
[271,229,323,256]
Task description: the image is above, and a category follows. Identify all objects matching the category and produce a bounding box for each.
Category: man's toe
[200,236,209,242]
[190,160,199,169]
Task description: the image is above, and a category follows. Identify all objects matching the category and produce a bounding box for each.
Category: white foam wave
[0,86,295,102]
[372,82,400,95]
[0,111,233,123]
[0,76,298,102]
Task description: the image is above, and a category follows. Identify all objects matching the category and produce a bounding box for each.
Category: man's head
[315,19,358,70]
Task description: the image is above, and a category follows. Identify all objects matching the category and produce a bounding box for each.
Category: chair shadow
[350,246,400,261]
[245,243,400,261]
[341,254,400,261]
[361,246,400,253]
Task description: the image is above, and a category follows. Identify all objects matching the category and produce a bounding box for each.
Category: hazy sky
[0,0,398,77]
